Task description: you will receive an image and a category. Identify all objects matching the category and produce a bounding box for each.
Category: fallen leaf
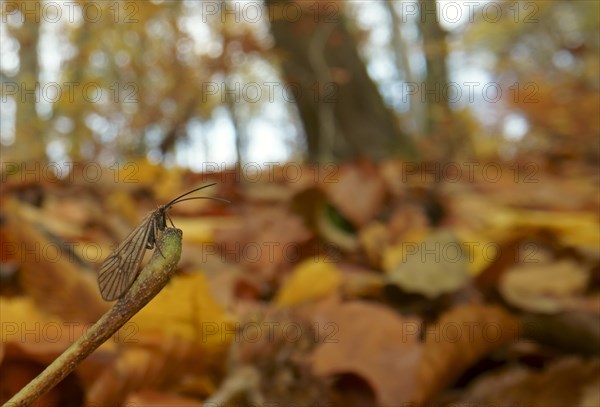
[338,263,385,299]
[500,260,589,313]
[0,297,76,358]
[382,228,429,273]
[523,311,600,355]
[88,334,208,406]
[358,221,389,268]
[130,272,233,350]
[126,389,202,406]
[321,163,386,227]
[169,216,236,245]
[386,230,471,298]
[455,357,600,407]
[310,300,422,406]
[275,258,343,306]
[214,206,312,279]
[4,198,109,323]
[0,296,115,397]
[417,304,520,403]
[316,203,359,252]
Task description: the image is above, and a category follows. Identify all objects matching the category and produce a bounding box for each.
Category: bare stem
[4,228,183,407]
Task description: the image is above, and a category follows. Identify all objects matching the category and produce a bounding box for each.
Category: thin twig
[4,228,184,407]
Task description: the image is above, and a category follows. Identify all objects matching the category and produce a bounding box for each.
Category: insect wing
[97,213,155,301]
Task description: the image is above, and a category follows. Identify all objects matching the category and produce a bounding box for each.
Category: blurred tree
[8,1,44,161]
[53,1,215,162]
[385,1,424,136]
[417,0,470,160]
[266,0,417,163]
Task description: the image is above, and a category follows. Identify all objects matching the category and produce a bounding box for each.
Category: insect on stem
[97,183,229,301]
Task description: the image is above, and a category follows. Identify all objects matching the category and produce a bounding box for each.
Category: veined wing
[97,212,155,301]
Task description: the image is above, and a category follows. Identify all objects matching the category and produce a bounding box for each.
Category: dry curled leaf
[417,304,520,403]
[310,300,422,406]
[455,357,600,407]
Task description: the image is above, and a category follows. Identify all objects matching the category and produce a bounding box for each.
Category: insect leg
[152,218,166,259]
[166,212,176,228]
[146,226,155,250]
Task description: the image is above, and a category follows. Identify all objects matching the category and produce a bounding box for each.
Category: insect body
[98,183,228,301]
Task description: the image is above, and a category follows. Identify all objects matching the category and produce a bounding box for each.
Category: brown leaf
[4,198,109,323]
[456,357,600,407]
[358,221,389,268]
[214,206,312,279]
[126,389,202,406]
[417,304,520,403]
[321,163,386,227]
[338,263,385,299]
[523,311,600,355]
[87,334,209,406]
[0,359,83,406]
[500,260,589,313]
[310,300,422,406]
[0,297,113,402]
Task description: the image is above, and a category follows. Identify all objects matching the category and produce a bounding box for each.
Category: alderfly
[98,183,229,301]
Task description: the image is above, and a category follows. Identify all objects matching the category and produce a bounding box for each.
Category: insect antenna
[163,196,231,227]
[163,183,218,208]
[169,196,231,207]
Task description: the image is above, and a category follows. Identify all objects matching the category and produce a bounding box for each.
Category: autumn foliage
[1,157,598,406]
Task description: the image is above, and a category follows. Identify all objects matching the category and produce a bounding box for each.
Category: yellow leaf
[0,297,60,343]
[0,297,115,355]
[454,229,500,275]
[511,210,600,257]
[130,273,234,351]
[276,258,342,306]
[107,190,139,223]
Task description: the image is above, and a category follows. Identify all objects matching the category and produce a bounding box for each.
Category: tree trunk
[266,0,417,163]
[11,1,44,161]
[418,0,470,159]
